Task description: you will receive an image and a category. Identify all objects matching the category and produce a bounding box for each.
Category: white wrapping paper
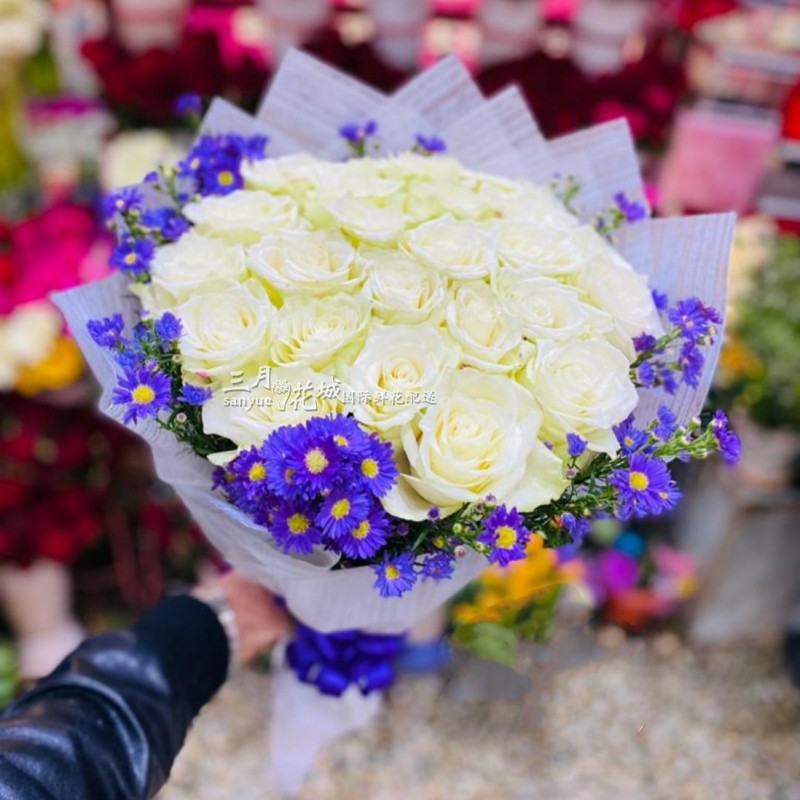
[53,51,734,794]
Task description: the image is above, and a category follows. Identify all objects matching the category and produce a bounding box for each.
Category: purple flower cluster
[218,415,399,561]
[177,133,267,197]
[339,120,377,145]
[613,191,648,223]
[634,295,721,394]
[610,453,682,520]
[415,133,447,154]
[477,505,530,566]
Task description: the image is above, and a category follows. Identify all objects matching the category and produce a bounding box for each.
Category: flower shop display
[714,234,800,487]
[578,526,697,632]
[55,51,737,792]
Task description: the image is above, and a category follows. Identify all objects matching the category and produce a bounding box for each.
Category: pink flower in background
[0,204,108,316]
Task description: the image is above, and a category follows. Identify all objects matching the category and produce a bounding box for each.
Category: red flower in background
[81,29,269,126]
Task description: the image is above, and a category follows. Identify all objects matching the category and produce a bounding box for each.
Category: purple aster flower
[613,191,647,223]
[633,332,658,353]
[678,342,704,389]
[668,298,721,343]
[610,454,681,520]
[635,361,657,387]
[653,405,678,441]
[174,92,202,119]
[561,512,590,545]
[372,552,417,598]
[711,410,741,465]
[614,416,650,454]
[652,289,668,312]
[141,207,190,241]
[101,186,142,222]
[87,314,126,349]
[111,367,172,425]
[356,436,397,497]
[478,505,530,566]
[226,447,271,509]
[239,134,268,161]
[284,427,339,494]
[110,237,155,276]
[271,500,323,554]
[262,426,303,498]
[415,133,447,153]
[420,550,455,581]
[153,312,182,342]
[334,505,390,559]
[308,415,371,456]
[658,366,678,395]
[566,433,587,458]
[178,383,211,405]
[316,491,371,539]
[339,120,377,143]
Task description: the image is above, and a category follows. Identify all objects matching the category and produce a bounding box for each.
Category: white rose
[202,366,347,454]
[323,195,406,243]
[241,153,324,196]
[361,249,447,324]
[493,221,587,276]
[493,271,613,342]
[4,302,61,365]
[381,153,464,184]
[521,338,639,455]
[100,130,182,192]
[480,182,578,227]
[384,369,566,520]
[403,181,489,225]
[142,233,248,309]
[344,323,459,433]
[248,229,360,299]
[574,252,664,357]
[174,279,273,381]
[445,281,525,373]
[183,190,302,245]
[269,293,369,371]
[404,214,497,280]
[331,159,403,199]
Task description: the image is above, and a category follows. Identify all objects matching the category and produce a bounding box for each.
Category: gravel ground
[160,631,800,800]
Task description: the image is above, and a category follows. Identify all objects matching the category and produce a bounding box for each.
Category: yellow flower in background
[716,334,763,388]
[15,336,85,395]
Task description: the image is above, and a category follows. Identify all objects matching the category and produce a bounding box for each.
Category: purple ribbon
[286,624,405,698]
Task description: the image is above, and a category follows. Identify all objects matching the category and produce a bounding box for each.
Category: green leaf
[451,622,518,667]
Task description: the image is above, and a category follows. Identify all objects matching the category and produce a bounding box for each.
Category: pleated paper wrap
[53,51,735,795]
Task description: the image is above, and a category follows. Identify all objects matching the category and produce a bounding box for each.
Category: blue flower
[174,92,202,119]
[356,436,397,497]
[110,237,155,276]
[372,552,417,598]
[711,410,741,465]
[610,454,681,520]
[420,551,455,581]
[178,384,211,405]
[633,332,658,353]
[141,207,190,241]
[415,133,447,153]
[636,361,657,387]
[613,416,650,454]
[111,367,172,425]
[101,186,142,222]
[339,120,377,143]
[566,433,587,458]
[225,447,271,509]
[668,298,721,343]
[678,342,704,388]
[561,512,590,546]
[652,289,668,312]
[261,426,304,498]
[178,134,268,197]
[87,314,126,349]
[477,505,530,566]
[285,434,339,494]
[271,501,323,554]
[653,405,678,441]
[153,312,182,342]
[613,191,647,222]
[334,505,390,559]
[316,491,371,539]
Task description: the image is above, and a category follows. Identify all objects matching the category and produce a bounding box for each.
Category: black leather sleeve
[0,595,229,800]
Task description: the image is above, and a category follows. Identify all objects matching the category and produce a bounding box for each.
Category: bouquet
[54,51,737,792]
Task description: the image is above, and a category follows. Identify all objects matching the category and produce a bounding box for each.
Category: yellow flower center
[361,458,379,479]
[495,525,518,549]
[333,434,348,446]
[304,448,329,474]
[248,462,266,482]
[287,513,310,534]
[629,471,649,491]
[331,498,351,520]
[624,436,634,447]
[124,252,137,266]
[218,170,234,186]
[352,520,370,539]
[384,565,400,580]
[131,384,155,404]
[284,467,295,483]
